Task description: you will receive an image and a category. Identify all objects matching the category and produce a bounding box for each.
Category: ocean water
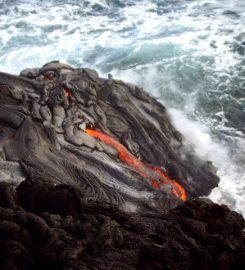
[0,0,244,215]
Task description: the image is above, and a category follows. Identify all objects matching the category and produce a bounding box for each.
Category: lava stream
[85,128,187,201]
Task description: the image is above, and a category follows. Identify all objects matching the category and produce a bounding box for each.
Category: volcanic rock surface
[0,61,244,269]
[0,61,219,211]
[0,180,244,270]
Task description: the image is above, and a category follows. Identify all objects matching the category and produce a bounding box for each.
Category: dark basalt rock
[0,61,244,269]
[0,180,244,270]
[0,61,219,212]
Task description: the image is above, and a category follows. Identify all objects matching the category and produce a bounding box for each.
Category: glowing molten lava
[64,87,71,97]
[85,128,187,201]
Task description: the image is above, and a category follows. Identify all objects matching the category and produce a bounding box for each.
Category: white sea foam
[114,63,245,216]
[0,0,243,74]
[168,109,245,216]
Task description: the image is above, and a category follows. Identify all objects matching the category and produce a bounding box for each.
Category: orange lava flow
[64,87,71,97]
[85,128,187,201]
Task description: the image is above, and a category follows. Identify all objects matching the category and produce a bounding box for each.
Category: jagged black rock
[0,61,242,269]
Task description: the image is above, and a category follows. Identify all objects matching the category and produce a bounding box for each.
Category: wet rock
[0,59,243,268]
[20,68,40,79]
[0,181,243,270]
[39,60,74,75]
[0,62,220,210]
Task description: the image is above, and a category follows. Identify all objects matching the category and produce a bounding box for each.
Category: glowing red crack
[85,128,187,201]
